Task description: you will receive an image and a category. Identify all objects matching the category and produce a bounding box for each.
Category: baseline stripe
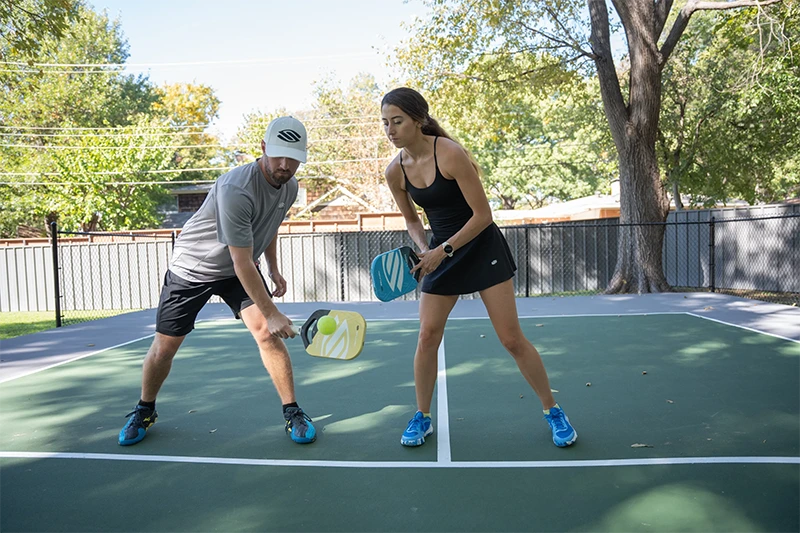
[685,312,800,344]
[1,451,797,468]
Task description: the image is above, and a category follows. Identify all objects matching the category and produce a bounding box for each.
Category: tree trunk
[81,213,100,233]
[591,0,671,294]
[672,179,684,211]
[606,138,671,293]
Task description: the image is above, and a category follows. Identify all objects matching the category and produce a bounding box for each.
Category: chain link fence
[50,227,176,326]
[9,212,794,326]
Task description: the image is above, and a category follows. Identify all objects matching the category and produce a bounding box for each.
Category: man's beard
[264,164,293,187]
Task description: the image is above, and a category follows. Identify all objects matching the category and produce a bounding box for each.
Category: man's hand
[269,270,288,298]
[266,310,296,339]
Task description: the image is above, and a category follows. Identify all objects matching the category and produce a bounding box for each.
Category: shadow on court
[1,314,798,532]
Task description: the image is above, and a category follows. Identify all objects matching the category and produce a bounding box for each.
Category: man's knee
[148,333,184,362]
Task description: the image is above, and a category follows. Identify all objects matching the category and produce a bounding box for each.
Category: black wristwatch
[442,242,454,257]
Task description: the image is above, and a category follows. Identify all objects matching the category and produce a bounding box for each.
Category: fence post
[338,232,346,301]
[524,226,530,297]
[709,216,716,293]
[50,221,62,327]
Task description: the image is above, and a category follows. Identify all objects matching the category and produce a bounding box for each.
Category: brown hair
[381,87,481,175]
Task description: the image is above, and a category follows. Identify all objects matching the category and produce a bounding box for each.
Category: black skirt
[421,223,516,295]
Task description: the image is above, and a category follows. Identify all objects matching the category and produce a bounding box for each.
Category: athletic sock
[138,399,155,411]
[283,402,299,413]
[423,412,431,418]
[543,403,560,415]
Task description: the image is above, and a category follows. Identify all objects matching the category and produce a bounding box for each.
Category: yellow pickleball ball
[317,315,337,335]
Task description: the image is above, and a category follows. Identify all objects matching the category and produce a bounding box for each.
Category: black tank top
[400,137,473,240]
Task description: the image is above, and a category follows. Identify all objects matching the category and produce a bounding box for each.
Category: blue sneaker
[401,411,433,447]
[544,405,577,447]
[284,407,316,444]
[118,405,157,446]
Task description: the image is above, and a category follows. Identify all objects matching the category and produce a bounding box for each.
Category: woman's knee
[498,331,528,356]
[418,325,444,351]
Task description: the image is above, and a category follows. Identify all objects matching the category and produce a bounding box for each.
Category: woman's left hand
[411,248,446,279]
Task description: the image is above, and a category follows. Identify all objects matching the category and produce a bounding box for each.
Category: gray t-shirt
[169,160,298,282]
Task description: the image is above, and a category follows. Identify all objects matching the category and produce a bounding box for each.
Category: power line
[246,119,380,129]
[0,131,209,138]
[0,137,388,148]
[0,157,395,177]
[0,52,374,69]
[0,124,210,131]
[0,168,222,176]
[0,176,333,186]
[0,118,379,133]
[1,144,222,150]
[0,180,215,186]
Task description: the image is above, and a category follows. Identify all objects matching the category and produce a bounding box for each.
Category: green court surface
[1,314,798,532]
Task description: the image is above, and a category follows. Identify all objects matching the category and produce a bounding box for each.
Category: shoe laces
[406,413,423,433]
[547,409,567,431]
[125,406,151,425]
[285,408,312,433]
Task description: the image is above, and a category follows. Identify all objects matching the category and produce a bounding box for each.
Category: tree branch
[587,0,628,143]
[694,0,781,10]
[513,19,595,59]
[654,0,675,37]
[660,0,782,65]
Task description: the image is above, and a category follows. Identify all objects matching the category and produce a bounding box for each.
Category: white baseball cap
[263,116,307,163]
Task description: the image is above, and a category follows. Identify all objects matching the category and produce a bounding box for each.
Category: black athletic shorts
[155,269,272,337]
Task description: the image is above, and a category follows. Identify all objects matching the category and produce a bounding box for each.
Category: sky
[87,0,424,141]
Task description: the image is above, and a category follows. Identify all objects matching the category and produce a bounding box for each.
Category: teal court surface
[1,293,799,532]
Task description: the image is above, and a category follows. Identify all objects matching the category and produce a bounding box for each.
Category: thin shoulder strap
[433,136,440,172]
[399,151,408,179]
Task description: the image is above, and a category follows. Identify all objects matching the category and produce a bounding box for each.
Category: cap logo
[276,129,302,143]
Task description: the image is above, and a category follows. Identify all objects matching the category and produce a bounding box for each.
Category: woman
[380,87,577,448]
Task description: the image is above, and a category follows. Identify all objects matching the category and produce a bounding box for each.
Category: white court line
[0,316,241,384]
[0,451,797,468]
[685,312,800,344]
[436,338,452,463]
[0,334,154,385]
[386,312,689,322]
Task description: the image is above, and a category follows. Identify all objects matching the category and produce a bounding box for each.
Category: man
[119,116,315,446]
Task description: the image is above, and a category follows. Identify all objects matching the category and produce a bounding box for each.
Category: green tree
[152,82,225,184]
[659,5,800,207]
[233,74,396,214]
[0,0,80,61]
[0,4,178,235]
[419,52,616,209]
[397,0,785,294]
[17,119,180,232]
[303,74,395,211]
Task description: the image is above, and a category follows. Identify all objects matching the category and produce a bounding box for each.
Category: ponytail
[422,115,481,177]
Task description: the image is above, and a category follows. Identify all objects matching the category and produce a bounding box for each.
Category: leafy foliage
[394,1,614,209]
[659,4,800,207]
[0,5,224,236]
[234,73,397,213]
[0,0,81,61]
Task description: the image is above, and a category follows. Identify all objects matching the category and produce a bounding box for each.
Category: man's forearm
[264,236,279,273]
[234,261,279,318]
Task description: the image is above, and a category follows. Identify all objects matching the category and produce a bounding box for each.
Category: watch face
[444,244,453,254]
